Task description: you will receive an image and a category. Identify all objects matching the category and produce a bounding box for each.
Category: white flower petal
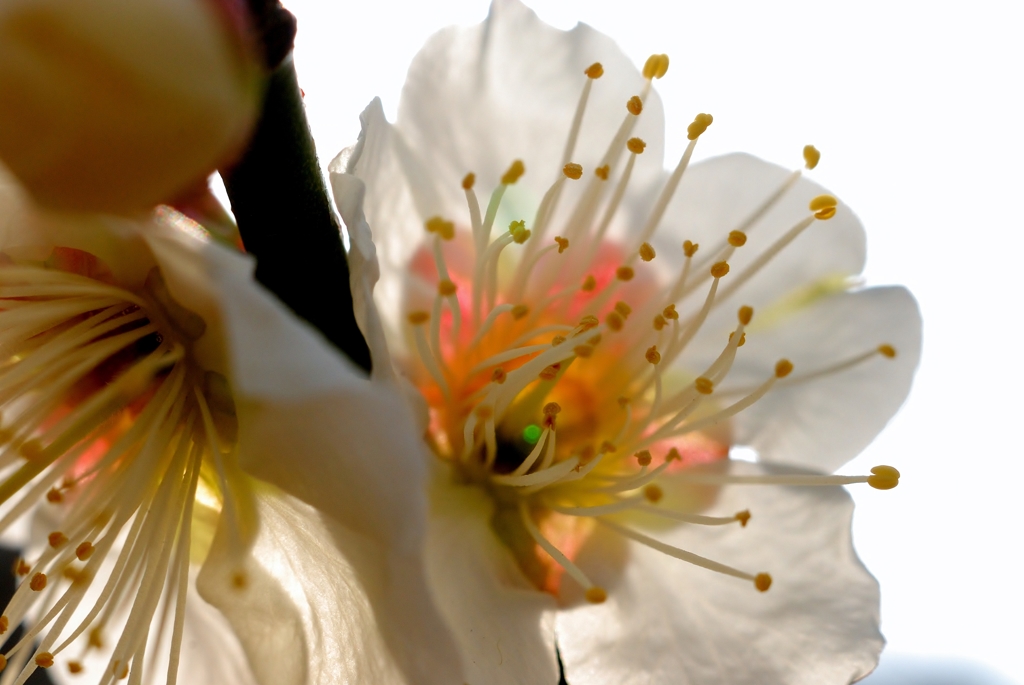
[425,470,559,685]
[557,461,882,685]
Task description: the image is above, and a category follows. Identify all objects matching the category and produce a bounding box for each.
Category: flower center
[404,56,901,603]
[0,245,249,681]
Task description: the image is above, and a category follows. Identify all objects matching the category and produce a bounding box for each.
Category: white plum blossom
[323,1,922,684]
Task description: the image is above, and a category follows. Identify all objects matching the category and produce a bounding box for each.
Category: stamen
[519,502,605,602]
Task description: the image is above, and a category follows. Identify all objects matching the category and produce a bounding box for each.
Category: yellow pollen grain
[511,304,530,320]
[555,236,569,253]
[573,344,593,358]
[30,573,47,591]
[627,95,644,116]
[627,137,647,154]
[45,488,63,504]
[509,220,531,244]
[539,364,561,381]
[868,465,900,490]
[605,311,625,332]
[616,266,635,281]
[585,586,608,604]
[407,311,430,325]
[614,301,632,318]
[594,165,610,180]
[736,510,752,527]
[710,261,730,278]
[551,335,567,346]
[0,615,7,634]
[642,53,670,79]
[76,542,94,561]
[695,377,714,395]
[687,113,714,140]
[48,532,67,548]
[585,62,604,79]
[68,661,83,674]
[581,275,597,292]
[639,242,656,262]
[775,359,794,378]
[653,315,667,331]
[491,368,507,384]
[663,304,679,320]
[645,345,661,365]
[644,484,664,503]
[738,306,754,326]
[665,447,682,462]
[683,240,699,257]
[635,450,653,466]
[809,195,838,211]
[563,162,583,180]
[755,573,773,592]
[728,230,747,247]
[462,172,476,190]
[424,216,455,240]
[814,206,837,220]
[438,280,458,296]
[35,652,54,669]
[803,145,821,170]
[599,441,617,454]
[878,344,897,358]
[501,159,526,185]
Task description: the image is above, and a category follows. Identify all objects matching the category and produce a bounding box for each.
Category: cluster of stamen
[0,254,247,682]
[406,56,900,603]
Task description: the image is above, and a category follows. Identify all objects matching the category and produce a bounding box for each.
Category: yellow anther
[20,439,44,460]
[594,164,610,180]
[665,447,682,462]
[551,335,567,346]
[868,465,900,490]
[729,331,747,347]
[0,615,7,634]
[539,363,561,381]
[48,532,67,548]
[738,306,754,326]
[475,405,494,420]
[491,368,507,384]
[695,377,714,394]
[878,344,897,358]
[509,220,531,244]
[803,145,821,170]
[581,275,597,292]
[563,162,583,180]
[114,660,129,679]
[30,573,47,591]
[89,627,104,649]
[728,230,747,247]
[587,333,602,346]
[573,345,593,358]
[809,195,838,211]
[511,304,530,320]
[616,266,635,281]
[642,53,670,79]
[0,653,6,671]
[775,359,794,378]
[617,396,630,408]
[600,441,617,454]
[644,484,664,503]
[614,301,632,318]
[585,586,608,604]
[585,62,604,79]
[683,240,699,257]
[710,261,730,278]
[13,559,29,576]
[68,661,83,674]
[653,315,667,331]
[407,311,430,325]
[645,345,661,365]
[462,172,476,190]
[627,95,644,116]
[63,566,87,583]
[687,113,714,140]
[76,542,95,561]
[35,653,54,669]
[46,487,63,504]
[424,216,455,240]
[815,207,837,220]
[576,315,600,332]
[543,402,562,416]
[501,159,526,185]
[754,573,772,592]
[635,450,653,467]
[605,311,625,332]
[663,304,679,320]
[639,242,656,262]
[735,510,751,527]
[438,280,458,296]
[231,571,248,590]
[554,236,569,253]
[627,137,647,154]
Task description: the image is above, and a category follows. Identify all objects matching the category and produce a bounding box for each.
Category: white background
[278,0,1024,681]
